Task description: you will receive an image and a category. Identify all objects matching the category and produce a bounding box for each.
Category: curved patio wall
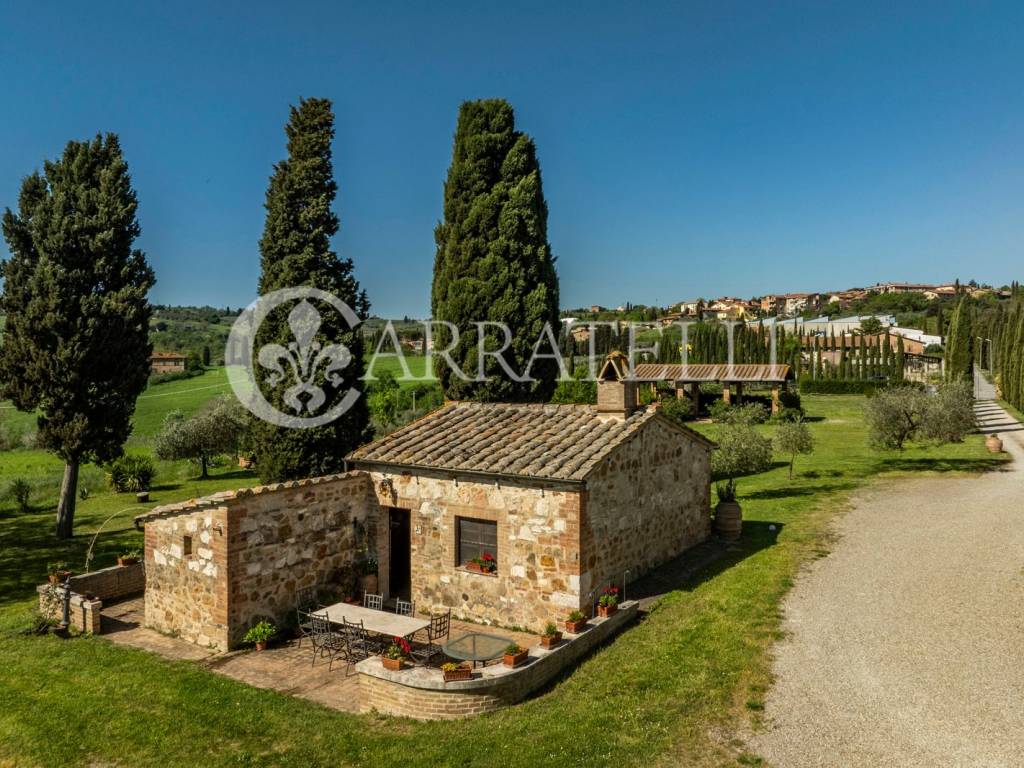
[356,601,638,720]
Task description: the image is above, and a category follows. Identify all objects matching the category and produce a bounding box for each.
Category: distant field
[364,353,434,383]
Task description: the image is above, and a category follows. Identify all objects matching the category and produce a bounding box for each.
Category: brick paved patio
[101,596,538,713]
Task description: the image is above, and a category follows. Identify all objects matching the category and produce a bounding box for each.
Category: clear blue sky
[2,1,1021,317]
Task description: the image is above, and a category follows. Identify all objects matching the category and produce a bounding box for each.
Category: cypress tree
[895,335,905,380]
[432,99,560,401]
[250,98,371,482]
[944,297,973,381]
[0,134,155,538]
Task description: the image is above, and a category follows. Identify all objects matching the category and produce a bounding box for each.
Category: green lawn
[364,353,434,385]
[0,395,1009,767]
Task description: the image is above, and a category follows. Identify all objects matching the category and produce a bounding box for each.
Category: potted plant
[597,585,619,618]
[117,549,141,566]
[466,552,497,574]
[503,643,529,667]
[539,621,562,649]
[441,661,472,682]
[243,620,276,651]
[714,479,742,541]
[564,610,587,634]
[357,556,379,595]
[47,562,71,585]
[382,636,411,671]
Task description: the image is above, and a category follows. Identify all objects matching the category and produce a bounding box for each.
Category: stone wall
[357,601,638,719]
[225,472,376,647]
[369,470,585,632]
[581,415,711,599]
[145,503,231,650]
[142,472,379,651]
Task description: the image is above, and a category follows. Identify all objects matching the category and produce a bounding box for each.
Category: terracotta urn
[986,434,1003,453]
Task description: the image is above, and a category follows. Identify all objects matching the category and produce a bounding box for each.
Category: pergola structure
[631,363,793,415]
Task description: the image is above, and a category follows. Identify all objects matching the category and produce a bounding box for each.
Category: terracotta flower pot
[360,573,379,594]
[540,632,562,649]
[597,604,618,618]
[565,618,588,633]
[442,665,472,682]
[255,641,267,651]
[503,649,529,667]
[382,656,407,671]
[986,434,1004,453]
[48,572,71,585]
[117,557,139,567]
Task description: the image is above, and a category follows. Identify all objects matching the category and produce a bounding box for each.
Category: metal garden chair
[410,609,450,665]
[394,598,415,616]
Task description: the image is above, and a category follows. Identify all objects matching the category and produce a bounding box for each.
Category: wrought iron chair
[342,617,376,659]
[309,612,346,671]
[394,598,415,617]
[363,592,383,611]
[295,587,319,648]
[410,609,450,665]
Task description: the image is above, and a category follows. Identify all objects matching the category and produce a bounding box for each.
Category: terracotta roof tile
[346,401,710,482]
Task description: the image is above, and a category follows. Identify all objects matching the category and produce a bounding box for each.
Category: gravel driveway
[752,391,1024,767]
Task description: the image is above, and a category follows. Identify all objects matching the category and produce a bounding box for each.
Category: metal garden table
[442,631,512,667]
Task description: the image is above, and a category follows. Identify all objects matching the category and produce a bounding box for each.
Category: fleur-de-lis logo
[257,299,352,414]
[225,287,362,429]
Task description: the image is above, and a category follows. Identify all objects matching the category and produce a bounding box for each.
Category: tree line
[0,97,560,538]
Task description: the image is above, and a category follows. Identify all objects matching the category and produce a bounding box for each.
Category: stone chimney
[596,351,638,421]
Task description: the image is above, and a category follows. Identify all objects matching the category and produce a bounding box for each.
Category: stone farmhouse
[136,354,714,651]
[149,351,188,374]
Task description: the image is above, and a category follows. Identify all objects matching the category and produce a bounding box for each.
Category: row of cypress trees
[976,298,1024,409]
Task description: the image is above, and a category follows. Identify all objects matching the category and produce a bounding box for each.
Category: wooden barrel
[715,501,743,541]
[986,434,1003,453]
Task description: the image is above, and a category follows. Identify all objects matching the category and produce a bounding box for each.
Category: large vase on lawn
[715,501,742,541]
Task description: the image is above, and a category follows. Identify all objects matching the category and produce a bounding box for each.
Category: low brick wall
[357,601,638,719]
[37,585,102,634]
[69,563,145,601]
[36,563,145,636]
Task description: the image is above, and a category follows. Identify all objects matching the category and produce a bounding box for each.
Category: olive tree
[711,423,773,481]
[154,398,249,478]
[921,378,975,443]
[774,418,815,478]
[864,386,928,450]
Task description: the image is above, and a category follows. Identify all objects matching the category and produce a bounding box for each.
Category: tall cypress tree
[251,98,370,482]
[432,99,560,401]
[0,135,155,538]
[944,296,973,381]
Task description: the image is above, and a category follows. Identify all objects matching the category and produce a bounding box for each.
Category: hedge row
[797,377,885,395]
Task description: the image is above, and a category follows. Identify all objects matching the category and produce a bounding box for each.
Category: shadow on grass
[876,455,1010,474]
[626,521,785,606]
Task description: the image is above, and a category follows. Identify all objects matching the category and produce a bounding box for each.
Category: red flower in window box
[466,552,497,574]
